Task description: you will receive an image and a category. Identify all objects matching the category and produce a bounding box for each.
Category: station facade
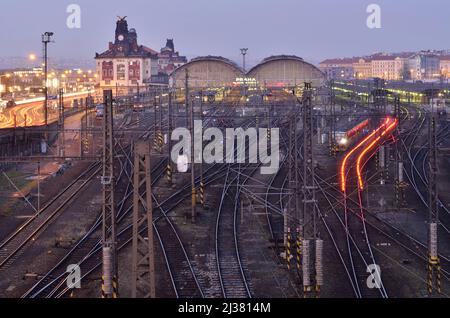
[170,55,325,89]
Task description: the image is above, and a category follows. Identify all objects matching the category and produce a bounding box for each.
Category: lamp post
[240,48,248,98]
[42,32,54,128]
[240,48,248,73]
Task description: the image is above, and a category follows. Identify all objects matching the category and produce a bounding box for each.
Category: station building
[95,17,159,94]
[170,55,325,89]
[95,17,188,93]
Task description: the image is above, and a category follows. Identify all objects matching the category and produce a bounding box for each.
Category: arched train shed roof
[170,54,325,88]
[171,56,243,88]
[247,55,325,87]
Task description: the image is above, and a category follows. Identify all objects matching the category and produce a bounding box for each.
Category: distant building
[353,58,372,79]
[95,17,159,94]
[152,39,187,84]
[158,39,187,74]
[319,51,447,81]
[318,58,356,80]
[440,55,450,79]
[404,53,441,81]
[370,55,404,81]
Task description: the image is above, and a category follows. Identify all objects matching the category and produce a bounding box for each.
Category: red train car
[336,119,369,151]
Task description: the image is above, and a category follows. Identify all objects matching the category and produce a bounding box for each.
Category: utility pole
[286,112,299,274]
[302,83,315,237]
[198,91,205,208]
[57,88,65,158]
[153,93,157,152]
[131,141,155,298]
[37,162,41,215]
[287,112,298,245]
[158,89,164,152]
[427,108,441,295]
[185,69,189,128]
[101,90,118,298]
[240,48,248,98]
[82,95,89,158]
[42,32,54,128]
[393,96,405,208]
[166,91,173,184]
[329,80,336,157]
[266,100,271,144]
[301,82,321,297]
[190,98,196,223]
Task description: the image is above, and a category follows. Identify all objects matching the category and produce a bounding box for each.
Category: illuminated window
[117,64,126,80]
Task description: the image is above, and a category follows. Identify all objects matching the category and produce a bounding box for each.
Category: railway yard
[0,83,449,299]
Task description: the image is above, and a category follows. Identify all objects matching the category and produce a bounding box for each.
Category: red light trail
[356,119,398,190]
[340,117,391,192]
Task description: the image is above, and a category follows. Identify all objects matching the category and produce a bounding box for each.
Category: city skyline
[0,0,449,67]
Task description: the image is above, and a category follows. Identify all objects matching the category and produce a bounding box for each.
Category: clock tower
[95,16,159,94]
[115,16,128,43]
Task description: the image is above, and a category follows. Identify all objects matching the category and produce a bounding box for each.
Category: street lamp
[42,31,54,127]
[240,48,248,73]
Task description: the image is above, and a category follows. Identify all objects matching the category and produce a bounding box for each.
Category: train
[0,99,16,110]
[430,98,447,116]
[95,104,104,117]
[335,119,370,152]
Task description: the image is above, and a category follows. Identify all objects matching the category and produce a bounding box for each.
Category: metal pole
[329,80,336,157]
[101,90,118,298]
[185,69,189,128]
[301,82,317,295]
[286,115,295,246]
[158,89,163,152]
[41,32,53,129]
[166,91,173,184]
[393,96,404,208]
[13,115,17,145]
[199,91,204,207]
[190,98,196,223]
[83,95,89,157]
[131,141,155,298]
[37,162,40,215]
[240,48,248,73]
[58,89,65,158]
[427,106,440,294]
[44,40,48,127]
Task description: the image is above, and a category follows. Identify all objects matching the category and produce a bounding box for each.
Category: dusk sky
[0,0,448,66]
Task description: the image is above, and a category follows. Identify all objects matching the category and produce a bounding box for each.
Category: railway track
[215,165,252,298]
[23,156,163,297]
[24,104,232,298]
[21,110,160,297]
[318,104,450,296]
[0,162,101,270]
